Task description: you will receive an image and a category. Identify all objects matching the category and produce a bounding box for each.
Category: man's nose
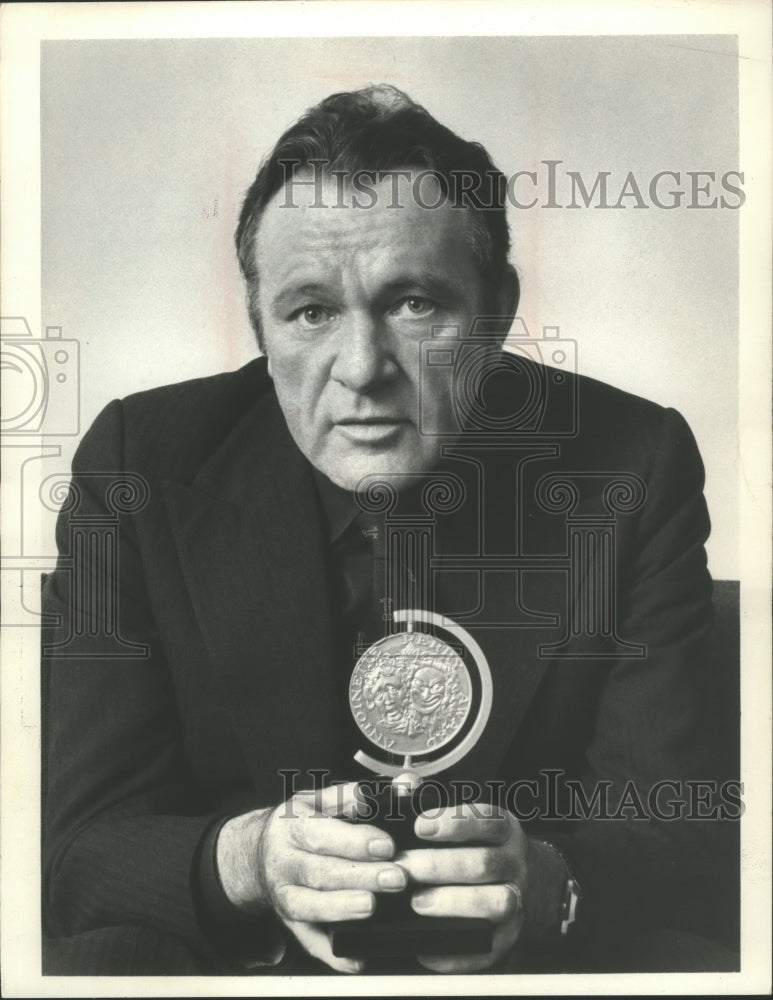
[330,314,397,390]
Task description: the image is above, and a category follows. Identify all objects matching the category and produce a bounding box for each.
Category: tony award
[331,607,495,959]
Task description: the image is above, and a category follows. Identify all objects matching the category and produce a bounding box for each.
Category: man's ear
[493,265,520,341]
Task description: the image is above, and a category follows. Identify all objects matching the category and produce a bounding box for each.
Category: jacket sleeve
[41,400,280,966]
[544,406,726,941]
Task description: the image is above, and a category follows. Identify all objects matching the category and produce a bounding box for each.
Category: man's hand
[215,782,407,973]
[398,803,556,973]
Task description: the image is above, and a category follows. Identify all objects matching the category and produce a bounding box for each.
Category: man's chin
[314,446,442,495]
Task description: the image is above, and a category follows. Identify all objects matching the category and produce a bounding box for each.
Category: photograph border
[1,2,770,996]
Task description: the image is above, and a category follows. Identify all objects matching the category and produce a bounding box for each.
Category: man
[42,85,736,975]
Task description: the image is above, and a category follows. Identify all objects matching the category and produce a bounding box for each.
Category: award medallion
[348,609,493,780]
[332,610,495,960]
[349,630,472,757]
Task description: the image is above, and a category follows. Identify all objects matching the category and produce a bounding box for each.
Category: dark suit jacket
[42,355,723,970]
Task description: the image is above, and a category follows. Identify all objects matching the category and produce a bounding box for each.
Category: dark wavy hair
[235,85,512,350]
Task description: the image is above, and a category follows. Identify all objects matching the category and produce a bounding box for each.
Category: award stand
[331,608,495,960]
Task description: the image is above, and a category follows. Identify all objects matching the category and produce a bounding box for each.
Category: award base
[332,911,492,959]
[330,784,494,960]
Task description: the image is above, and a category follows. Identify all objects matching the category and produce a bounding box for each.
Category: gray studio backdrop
[41,35,739,578]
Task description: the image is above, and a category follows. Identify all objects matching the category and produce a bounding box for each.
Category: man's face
[253,172,494,491]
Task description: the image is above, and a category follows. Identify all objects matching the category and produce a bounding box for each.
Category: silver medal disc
[349,631,473,756]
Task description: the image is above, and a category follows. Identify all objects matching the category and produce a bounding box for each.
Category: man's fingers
[292,781,366,818]
[295,852,407,893]
[276,885,375,923]
[397,845,509,885]
[412,882,522,921]
[416,918,520,973]
[285,918,364,975]
[287,812,397,861]
[414,803,511,844]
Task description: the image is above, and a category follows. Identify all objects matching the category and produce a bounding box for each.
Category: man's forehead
[254,170,479,281]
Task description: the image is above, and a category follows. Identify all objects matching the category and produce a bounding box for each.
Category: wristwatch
[559,874,583,936]
[535,839,584,937]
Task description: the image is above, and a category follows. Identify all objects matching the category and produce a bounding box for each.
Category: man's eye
[393,296,435,318]
[293,305,332,327]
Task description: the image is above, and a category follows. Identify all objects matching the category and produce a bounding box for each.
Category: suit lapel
[430,440,628,784]
[163,391,345,796]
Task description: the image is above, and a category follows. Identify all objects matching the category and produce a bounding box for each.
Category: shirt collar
[311,456,464,544]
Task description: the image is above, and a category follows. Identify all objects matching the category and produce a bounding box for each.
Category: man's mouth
[336,417,409,443]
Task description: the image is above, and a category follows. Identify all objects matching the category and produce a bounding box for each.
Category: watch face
[560,877,582,936]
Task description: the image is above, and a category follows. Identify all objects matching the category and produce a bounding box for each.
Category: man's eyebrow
[270,282,333,314]
[377,273,465,305]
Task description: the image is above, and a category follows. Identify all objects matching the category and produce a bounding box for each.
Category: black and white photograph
[1,1,770,994]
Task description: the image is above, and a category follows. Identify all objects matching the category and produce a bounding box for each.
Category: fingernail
[413,892,432,911]
[368,838,393,859]
[416,818,439,837]
[349,892,374,914]
[377,867,406,890]
[343,958,363,974]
